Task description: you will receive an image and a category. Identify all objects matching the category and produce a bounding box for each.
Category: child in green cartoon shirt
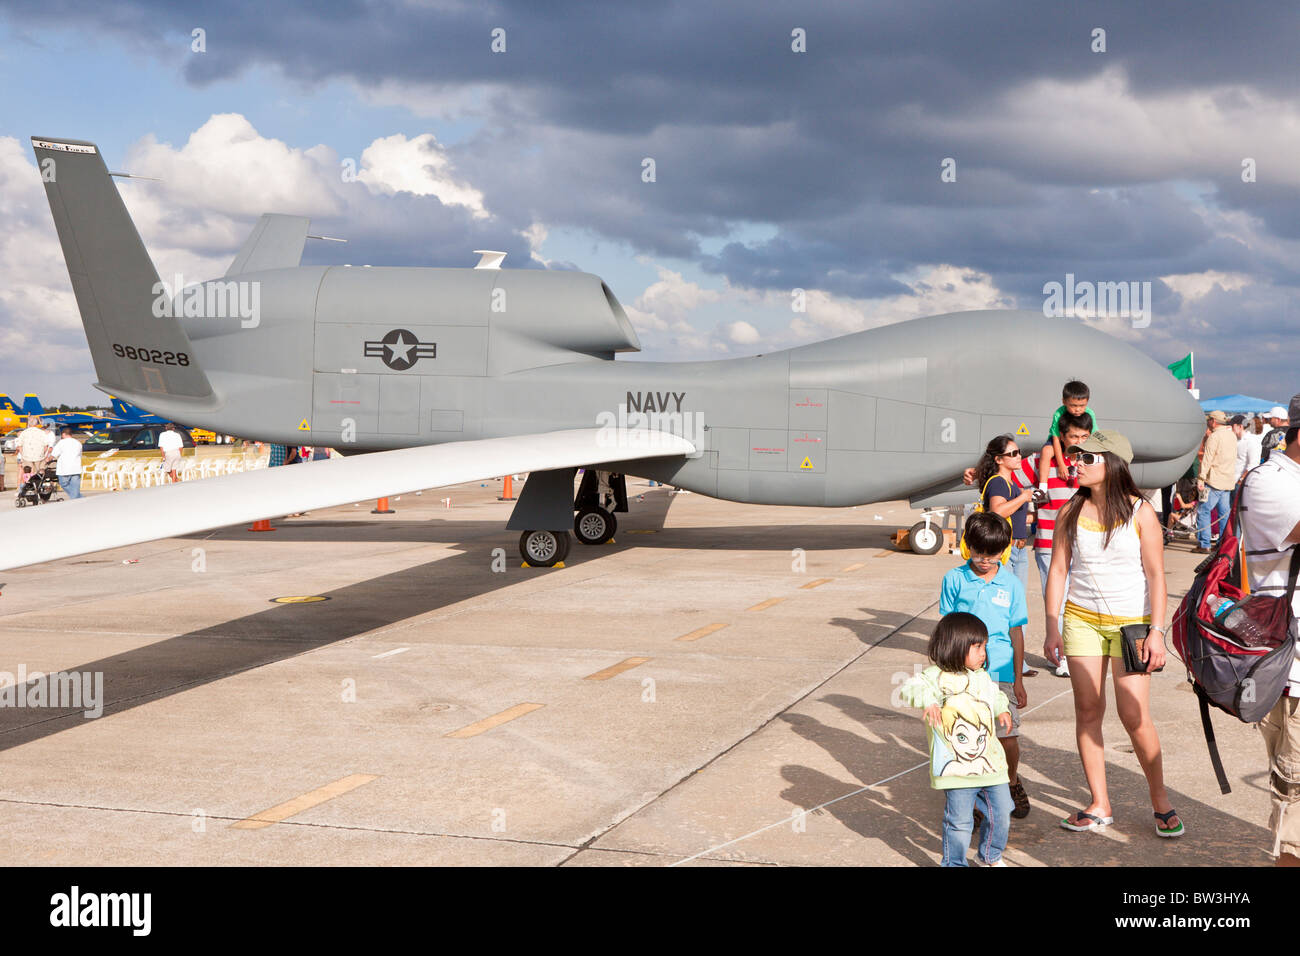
[901,612,1013,866]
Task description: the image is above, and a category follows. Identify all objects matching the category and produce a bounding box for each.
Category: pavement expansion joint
[0,797,584,850]
[557,596,942,866]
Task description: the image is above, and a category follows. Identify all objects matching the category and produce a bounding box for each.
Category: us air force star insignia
[364,329,437,370]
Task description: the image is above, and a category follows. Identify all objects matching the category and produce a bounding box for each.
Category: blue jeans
[1197,487,1232,547]
[941,783,1012,866]
[58,474,81,499]
[1008,542,1029,593]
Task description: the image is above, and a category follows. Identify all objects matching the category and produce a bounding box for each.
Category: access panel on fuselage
[312,372,379,440]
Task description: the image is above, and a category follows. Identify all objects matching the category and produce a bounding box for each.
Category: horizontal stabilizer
[226,214,311,275]
[0,428,696,572]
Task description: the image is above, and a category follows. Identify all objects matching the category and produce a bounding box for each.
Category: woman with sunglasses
[1042,430,1182,838]
[974,436,1037,665]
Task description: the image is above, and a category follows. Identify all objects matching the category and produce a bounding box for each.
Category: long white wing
[0,429,694,571]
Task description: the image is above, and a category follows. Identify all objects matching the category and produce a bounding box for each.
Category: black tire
[573,507,617,545]
[519,529,571,567]
[909,520,943,555]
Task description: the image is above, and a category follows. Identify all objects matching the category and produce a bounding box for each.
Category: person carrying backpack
[1242,393,1300,865]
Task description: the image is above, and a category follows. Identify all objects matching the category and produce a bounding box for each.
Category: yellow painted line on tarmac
[231,773,379,830]
[841,562,866,572]
[584,657,652,681]
[445,703,545,739]
[800,578,833,590]
[675,622,728,643]
[747,597,785,611]
[874,551,893,558]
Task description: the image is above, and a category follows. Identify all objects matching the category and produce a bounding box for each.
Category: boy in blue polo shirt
[939,512,1031,819]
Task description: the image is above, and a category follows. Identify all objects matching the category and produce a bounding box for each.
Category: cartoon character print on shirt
[929,672,1007,779]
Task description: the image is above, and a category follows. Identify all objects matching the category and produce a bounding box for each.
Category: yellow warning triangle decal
[800,456,814,470]
[1015,422,1029,436]
[298,419,311,431]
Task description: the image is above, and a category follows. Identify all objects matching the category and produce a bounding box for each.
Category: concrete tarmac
[0,476,1275,866]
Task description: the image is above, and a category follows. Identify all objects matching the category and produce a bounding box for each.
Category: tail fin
[21,394,44,417]
[31,138,213,402]
[110,396,152,421]
[0,395,17,413]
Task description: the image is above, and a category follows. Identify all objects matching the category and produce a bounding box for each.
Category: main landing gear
[513,468,630,566]
[574,506,617,545]
[519,529,570,567]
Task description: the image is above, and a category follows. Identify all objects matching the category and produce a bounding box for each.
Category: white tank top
[1066,498,1151,623]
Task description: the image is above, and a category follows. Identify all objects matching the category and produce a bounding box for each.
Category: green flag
[1167,353,1194,380]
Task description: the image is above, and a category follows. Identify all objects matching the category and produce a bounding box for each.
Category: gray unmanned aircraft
[0,136,1205,572]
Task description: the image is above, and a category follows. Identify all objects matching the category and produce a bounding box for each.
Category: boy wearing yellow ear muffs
[941,511,1032,820]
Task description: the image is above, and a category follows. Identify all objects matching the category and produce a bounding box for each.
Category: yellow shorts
[1061,605,1148,658]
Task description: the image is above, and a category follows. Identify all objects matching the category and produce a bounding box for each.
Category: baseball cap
[1066,429,1134,463]
[1208,410,1229,424]
[1269,405,1288,420]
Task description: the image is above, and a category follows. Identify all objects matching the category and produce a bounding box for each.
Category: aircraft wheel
[574,507,617,545]
[519,529,571,567]
[908,521,943,555]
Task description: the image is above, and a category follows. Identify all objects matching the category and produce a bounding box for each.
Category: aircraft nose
[1069,323,1205,461]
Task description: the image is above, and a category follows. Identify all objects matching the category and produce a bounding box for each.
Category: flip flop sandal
[1022,668,1039,678]
[1060,810,1113,831]
[1009,780,1030,819]
[1154,808,1185,838]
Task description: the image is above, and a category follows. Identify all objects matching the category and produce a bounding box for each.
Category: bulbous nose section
[1064,324,1204,462]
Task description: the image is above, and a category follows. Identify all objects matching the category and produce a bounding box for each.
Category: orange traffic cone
[249,518,276,532]
[372,497,395,514]
[498,475,514,501]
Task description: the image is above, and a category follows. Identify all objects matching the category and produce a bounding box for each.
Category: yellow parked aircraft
[0,395,25,431]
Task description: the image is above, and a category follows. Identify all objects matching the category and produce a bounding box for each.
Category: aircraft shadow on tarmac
[0,498,903,756]
[190,518,906,554]
[0,525,558,753]
[775,607,1273,867]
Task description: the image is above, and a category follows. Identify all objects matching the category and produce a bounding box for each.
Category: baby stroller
[15,464,60,507]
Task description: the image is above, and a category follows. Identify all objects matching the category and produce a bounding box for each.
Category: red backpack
[1170,468,1300,794]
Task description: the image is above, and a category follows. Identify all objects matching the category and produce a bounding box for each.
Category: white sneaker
[973,856,1007,867]
[1055,659,1070,677]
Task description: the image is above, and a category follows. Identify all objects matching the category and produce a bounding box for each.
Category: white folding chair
[125,460,147,489]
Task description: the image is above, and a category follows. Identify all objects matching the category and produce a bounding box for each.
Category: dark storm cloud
[8,1,1299,265]
[6,0,1298,395]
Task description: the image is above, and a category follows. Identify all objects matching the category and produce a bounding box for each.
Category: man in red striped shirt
[966,413,1093,676]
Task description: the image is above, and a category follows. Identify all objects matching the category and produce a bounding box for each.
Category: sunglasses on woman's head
[1073,452,1105,465]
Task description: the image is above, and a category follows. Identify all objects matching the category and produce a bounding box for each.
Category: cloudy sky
[1,1,1296,406]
